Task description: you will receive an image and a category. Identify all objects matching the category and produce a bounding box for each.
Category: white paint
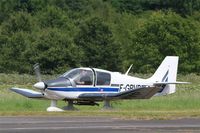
[33,82,45,90]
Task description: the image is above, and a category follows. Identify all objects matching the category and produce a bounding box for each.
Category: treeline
[0,0,199,74]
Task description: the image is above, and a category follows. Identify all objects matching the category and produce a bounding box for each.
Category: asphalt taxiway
[0,116,200,133]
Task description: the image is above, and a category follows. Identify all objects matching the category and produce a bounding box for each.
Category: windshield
[62,69,94,85]
[62,69,80,79]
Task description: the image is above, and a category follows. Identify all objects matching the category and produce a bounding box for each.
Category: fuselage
[43,68,154,100]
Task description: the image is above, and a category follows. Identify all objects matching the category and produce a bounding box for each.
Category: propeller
[33,63,42,82]
[33,63,46,90]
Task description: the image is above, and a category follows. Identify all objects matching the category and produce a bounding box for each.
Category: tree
[0,0,200,74]
[109,0,200,16]
[24,28,82,74]
[1,11,32,34]
[37,5,69,28]
[124,11,200,73]
[0,12,34,73]
[75,17,121,71]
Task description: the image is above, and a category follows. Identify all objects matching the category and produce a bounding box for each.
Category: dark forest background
[0,0,200,74]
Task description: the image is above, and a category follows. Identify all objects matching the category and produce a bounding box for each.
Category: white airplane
[10,56,188,111]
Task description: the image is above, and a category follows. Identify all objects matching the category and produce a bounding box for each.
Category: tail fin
[149,56,179,95]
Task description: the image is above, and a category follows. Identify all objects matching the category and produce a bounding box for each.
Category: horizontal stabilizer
[154,81,190,85]
[10,88,44,98]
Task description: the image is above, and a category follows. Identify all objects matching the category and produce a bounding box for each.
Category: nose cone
[34,82,45,90]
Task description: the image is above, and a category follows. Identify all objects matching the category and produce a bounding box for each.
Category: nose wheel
[47,100,64,112]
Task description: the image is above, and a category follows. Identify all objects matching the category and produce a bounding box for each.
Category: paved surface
[0,116,200,133]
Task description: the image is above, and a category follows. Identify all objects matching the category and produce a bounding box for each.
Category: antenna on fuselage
[125,64,133,75]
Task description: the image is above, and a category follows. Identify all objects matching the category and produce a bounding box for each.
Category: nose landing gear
[47,100,64,112]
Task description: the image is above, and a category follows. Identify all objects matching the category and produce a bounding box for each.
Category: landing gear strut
[47,100,64,112]
[63,100,78,110]
[103,100,112,109]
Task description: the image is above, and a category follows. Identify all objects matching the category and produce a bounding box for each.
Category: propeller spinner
[34,81,46,90]
[33,63,47,90]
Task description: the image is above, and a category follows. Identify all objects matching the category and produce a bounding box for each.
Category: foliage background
[0,0,200,74]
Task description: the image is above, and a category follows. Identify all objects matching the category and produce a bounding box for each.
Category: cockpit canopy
[61,68,111,86]
[62,68,93,85]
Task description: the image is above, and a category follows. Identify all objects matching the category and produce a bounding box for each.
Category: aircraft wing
[111,86,161,99]
[78,87,161,100]
[10,88,44,99]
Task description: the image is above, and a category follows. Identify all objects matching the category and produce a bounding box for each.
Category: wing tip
[10,87,44,99]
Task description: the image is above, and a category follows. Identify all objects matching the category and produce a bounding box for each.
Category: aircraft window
[96,71,111,86]
[62,69,79,79]
[62,69,93,85]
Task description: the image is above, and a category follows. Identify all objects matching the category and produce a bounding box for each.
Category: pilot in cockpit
[76,70,92,85]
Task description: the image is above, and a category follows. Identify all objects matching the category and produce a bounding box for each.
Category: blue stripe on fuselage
[47,87,119,92]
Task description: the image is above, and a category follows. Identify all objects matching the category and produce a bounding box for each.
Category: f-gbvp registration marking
[119,84,147,91]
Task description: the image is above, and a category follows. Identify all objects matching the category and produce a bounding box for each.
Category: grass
[0,73,199,119]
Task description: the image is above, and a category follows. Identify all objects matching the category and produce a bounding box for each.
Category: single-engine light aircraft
[10,56,188,111]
